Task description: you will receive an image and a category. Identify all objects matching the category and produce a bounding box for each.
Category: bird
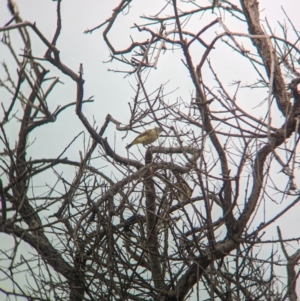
[126,127,163,149]
[171,171,193,202]
[176,179,193,202]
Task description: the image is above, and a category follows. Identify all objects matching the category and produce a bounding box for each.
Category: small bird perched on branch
[126,127,163,149]
[176,178,193,202]
[172,171,193,202]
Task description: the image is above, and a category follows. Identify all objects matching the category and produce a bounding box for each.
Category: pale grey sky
[0,0,299,299]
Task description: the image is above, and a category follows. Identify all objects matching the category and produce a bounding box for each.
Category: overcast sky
[0,0,299,299]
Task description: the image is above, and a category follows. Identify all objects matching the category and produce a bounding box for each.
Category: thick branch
[240,0,291,116]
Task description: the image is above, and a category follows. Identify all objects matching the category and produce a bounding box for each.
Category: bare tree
[0,0,300,300]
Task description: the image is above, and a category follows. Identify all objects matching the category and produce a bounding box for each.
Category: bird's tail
[126,144,132,150]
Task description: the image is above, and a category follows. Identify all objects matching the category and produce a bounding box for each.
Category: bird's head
[155,127,164,134]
